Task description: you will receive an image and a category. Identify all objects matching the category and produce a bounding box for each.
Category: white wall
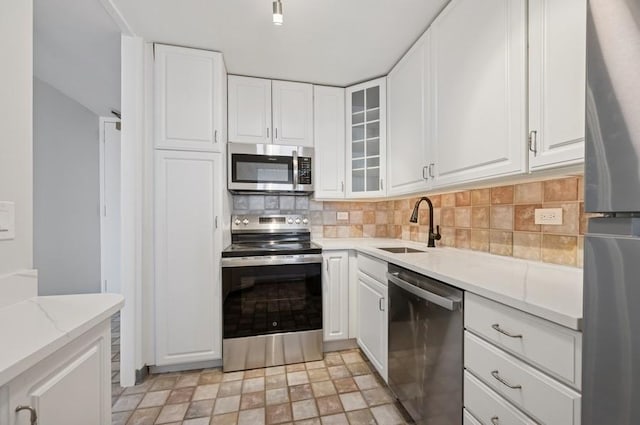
[33,78,101,295]
[0,0,33,277]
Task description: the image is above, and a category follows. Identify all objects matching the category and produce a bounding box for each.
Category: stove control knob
[295,217,301,224]
[302,218,309,225]
[242,218,250,225]
[287,218,294,224]
[234,218,241,226]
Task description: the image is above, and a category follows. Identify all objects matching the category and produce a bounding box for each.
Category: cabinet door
[272,81,314,147]
[314,86,346,199]
[323,251,350,342]
[528,0,586,170]
[357,272,388,380]
[9,323,111,425]
[155,44,224,152]
[228,76,272,144]
[431,0,527,187]
[346,78,387,198]
[155,151,222,365]
[387,31,431,196]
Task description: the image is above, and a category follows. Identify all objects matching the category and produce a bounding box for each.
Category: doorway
[100,117,122,294]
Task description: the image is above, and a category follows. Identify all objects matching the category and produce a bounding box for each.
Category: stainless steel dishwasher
[387,264,463,425]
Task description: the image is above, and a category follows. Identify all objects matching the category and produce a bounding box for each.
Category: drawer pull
[492,324,523,338]
[491,417,500,425]
[491,370,522,389]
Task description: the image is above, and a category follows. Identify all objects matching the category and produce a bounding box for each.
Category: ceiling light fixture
[273,0,283,26]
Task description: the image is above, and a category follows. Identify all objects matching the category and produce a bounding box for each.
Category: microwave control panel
[298,157,312,185]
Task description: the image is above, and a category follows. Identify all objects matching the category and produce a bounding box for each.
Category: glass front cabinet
[346,78,387,198]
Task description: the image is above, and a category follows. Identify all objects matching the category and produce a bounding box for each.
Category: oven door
[221,256,322,339]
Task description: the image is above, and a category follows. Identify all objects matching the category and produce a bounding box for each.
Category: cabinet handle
[15,405,37,425]
[429,163,435,178]
[341,181,344,192]
[267,127,270,139]
[275,128,278,139]
[214,129,218,143]
[491,324,523,338]
[491,370,522,389]
[379,297,385,312]
[379,179,384,190]
[491,417,500,425]
[422,166,428,180]
[528,130,538,155]
[215,216,219,229]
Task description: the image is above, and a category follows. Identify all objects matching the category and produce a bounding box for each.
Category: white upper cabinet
[228,76,272,144]
[155,44,226,152]
[346,78,387,198]
[528,0,586,170]
[228,76,314,146]
[387,30,432,196]
[314,86,346,199]
[430,0,527,187]
[272,81,314,147]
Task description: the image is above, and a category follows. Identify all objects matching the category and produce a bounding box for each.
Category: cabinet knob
[15,405,38,425]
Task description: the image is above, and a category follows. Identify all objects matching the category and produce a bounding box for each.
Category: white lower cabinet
[356,271,388,381]
[155,150,223,366]
[5,321,111,425]
[322,250,350,342]
[463,408,483,425]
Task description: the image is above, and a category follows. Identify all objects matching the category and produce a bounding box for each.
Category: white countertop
[0,293,124,386]
[315,238,583,331]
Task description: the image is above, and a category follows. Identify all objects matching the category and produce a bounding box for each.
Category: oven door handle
[387,272,461,311]
[222,254,323,268]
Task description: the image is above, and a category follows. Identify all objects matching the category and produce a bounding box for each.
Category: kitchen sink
[378,247,427,254]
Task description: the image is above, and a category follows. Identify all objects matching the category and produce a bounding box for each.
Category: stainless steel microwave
[227,143,314,194]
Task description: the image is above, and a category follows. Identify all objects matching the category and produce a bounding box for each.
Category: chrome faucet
[409,197,441,247]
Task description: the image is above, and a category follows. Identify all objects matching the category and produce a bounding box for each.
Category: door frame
[99,116,121,294]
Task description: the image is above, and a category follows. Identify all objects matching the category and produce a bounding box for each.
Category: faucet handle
[433,225,442,240]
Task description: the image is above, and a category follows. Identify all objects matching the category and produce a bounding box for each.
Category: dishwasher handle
[387,272,461,311]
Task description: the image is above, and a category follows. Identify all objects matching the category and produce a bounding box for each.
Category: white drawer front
[465,292,582,388]
[357,253,387,284]
[464,371,539,425]
[465,332,581,425]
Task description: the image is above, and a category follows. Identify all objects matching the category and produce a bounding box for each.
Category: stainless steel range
[221,215,323,372]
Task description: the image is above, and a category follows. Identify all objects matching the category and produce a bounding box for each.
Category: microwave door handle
[292,150,299,188]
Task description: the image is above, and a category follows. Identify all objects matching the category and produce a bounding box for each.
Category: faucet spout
[409,197,441,247]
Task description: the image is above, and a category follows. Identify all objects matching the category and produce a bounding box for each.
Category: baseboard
[323,339,358,352]
[149,359,222,374]
[135,365,149,384]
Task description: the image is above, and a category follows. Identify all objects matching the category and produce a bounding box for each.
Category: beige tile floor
[111,320,411,424]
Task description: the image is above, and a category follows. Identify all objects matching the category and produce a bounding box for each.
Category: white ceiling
[34,0,121,117]
[112,0,450,87]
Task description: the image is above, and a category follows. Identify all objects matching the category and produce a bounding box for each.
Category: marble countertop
[0,293,124,386]
[314,238,583,331]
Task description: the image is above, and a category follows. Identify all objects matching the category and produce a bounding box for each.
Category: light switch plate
[337,211,349,221]
[0,201,15,240]
[534,208,563,225]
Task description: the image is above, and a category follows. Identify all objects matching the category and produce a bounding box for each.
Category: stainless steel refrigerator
[583,1,640,424]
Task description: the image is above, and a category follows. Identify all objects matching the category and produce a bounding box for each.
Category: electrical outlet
[337,211,349,221]
[534,208,563,225]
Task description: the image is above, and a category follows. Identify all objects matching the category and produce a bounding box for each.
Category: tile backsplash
[231,176,592,268]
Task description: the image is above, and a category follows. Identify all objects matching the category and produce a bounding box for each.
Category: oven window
[232,154,293,184]
[222,263,322,339]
